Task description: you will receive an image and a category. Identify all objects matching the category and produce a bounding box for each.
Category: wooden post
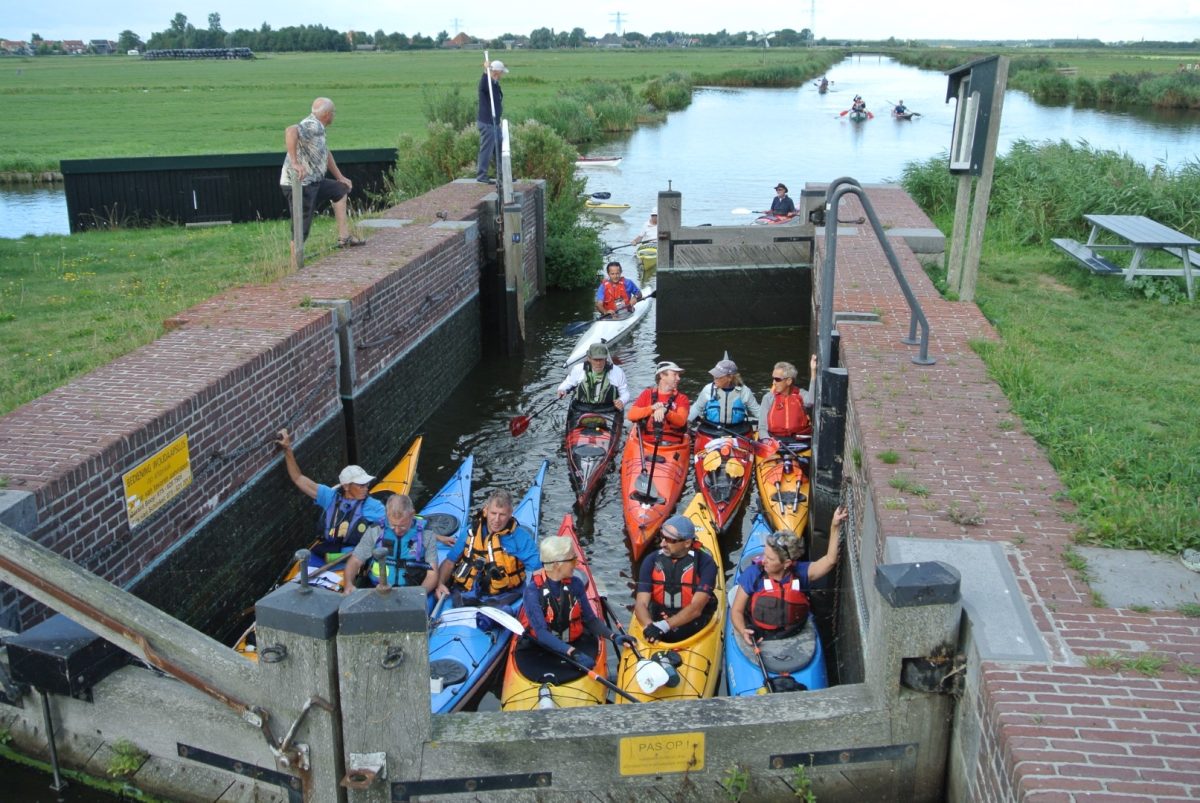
[656,189,681,268]
[290,170,305,270]
[503,196,526,344]
[957,57,1009,303]
[945,173,972,294]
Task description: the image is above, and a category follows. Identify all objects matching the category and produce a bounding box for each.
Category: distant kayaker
[893,100,908,116]
[276,428,385,575]
[595,261,643,316]
[341,493,438,595]
[632,210,658,245]
[476,58,508,184]
[520,536,635,670]
[437,489,541,608]
[688,355,761,435]
[634,515,719,644]
[628,361,690,443]
[759,355,817,441]
[730,507,846,647]
[557,342,629,411]
[769,184,796,219]
[851,95,867,113]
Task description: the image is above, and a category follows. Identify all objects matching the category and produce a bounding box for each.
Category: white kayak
[563,293,655,367]
[575,156,622,168]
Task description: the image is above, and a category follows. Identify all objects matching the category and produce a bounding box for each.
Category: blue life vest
[316,494,371,560]
[705,385,747,425]
[368,517,428,586]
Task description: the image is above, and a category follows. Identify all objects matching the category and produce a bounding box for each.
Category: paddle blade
[477,606,526,635]
[701,449,723,473]
[725,459,745,479]
[839,110,849,116]
[562,320,593,336]
[731,208,753,215]
[753,438,780,460]
[510,416,531,437]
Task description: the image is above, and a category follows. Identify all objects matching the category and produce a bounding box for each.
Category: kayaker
[893,100,908,116]
[520,536,636,670]
[557,342,629,411]
[759,355,817,441]
[276,428,384,575]
[634,515,718,644]
[730,506,846,647]
[632,210,658,245]
[627,361,690,443]
[436,489,541,608]
[769,184,796,219]
[851,95,867,114]
[476,58,507,184]
[688,355,761,435]
[341,494,438,595]
[594,261,642,316]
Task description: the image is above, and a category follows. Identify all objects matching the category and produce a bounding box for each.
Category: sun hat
[489,60,509,73]
[587,342,610,360]
[661,515,696,542]
[649,210,658,217]
[539,535,576,563]
[709,358,738,378]
[775,183,788,192]
[655,360,684,375]
[339,465,374,486]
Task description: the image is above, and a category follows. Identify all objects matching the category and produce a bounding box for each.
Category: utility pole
[609,12,627,36]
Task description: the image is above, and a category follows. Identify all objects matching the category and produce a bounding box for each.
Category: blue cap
[661,515,696,541]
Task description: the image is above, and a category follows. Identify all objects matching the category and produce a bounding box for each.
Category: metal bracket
[393,773,551,801]
[178,743,303,803]
[342,752,387,789]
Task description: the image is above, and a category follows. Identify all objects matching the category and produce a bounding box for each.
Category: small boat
[723,514,828,696]
[565,403,625,509]
[585,199,631,217]
[848,110,870,123]
[563,293,654,367]
[500,513,609,709]
[892,110,915,121]
[754,438,811,536]
[752,213,799,226]
[616,494,726,702]
[620,428,691,562]
[635,244,657,273]
[575,156,622,168]
[429,459,548,713]
[692,426,754,532]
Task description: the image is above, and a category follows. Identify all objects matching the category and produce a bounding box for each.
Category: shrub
[386,122,478,201]
[421,86,476,129]
[642,72,693,111]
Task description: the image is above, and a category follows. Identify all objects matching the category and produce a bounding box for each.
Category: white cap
[489,60,509,73]
[339,465,374,486]
[655,360,684,375]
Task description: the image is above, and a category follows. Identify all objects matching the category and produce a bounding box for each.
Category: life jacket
[450,513,525,594]
[642,390,686,442]
[649,549,706,615]
[704,384,748,425]
[315,493,372,561]
[766,386,811,438]
[367,517,427,586]
[748,562,811,638]
[521,571,585,642]
[600,279,634,313]
[575,365,616,405]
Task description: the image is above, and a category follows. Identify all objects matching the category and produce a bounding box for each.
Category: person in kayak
[276,428,385,575]
[851,95,867,113]
[557,342,630,411]
[769,184,796,219]
[759,354,817,441]
[342,493,438,595]
[594,261,642,316]
[632,209,658,245]
[436,489,541,608]
[688,355,761,435]
[730,506,846,647]
[634,515,718,644]
[893,100,909,116]
[520,535,635,670]
[628,360,690,443]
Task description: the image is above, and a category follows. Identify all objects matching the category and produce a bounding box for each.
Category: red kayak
[692,426,755,532]
[620,428,691,562]
[565,403,624,509]
[753,213,799,226]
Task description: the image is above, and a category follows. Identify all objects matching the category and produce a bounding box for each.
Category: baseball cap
[339,465,374,486]
[661,515,696,541]
[587,342,610,360]
[489,60,509,73]
[709,358,738,378]
[655,360,683,375]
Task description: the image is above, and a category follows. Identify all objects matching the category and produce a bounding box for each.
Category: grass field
[1045,50,1200,81]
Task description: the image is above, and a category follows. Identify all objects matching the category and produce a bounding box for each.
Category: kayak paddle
[598,596,676,695]
[632,420,664,501]
[510,395,562,437]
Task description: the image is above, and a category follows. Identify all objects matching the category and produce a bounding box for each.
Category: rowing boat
[692,426,754,532]
[754,438,811,536]
[428,459,547,713]
[584,199,631,217]
[620,427,691,562]
[616,494,725,702]
[500,513,609,709]
[563,293,654,368]
[724,514,828,696]
[575,156,622,168]
[565,403,624,509]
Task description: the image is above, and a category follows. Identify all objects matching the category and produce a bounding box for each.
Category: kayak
[635,244,657,272]
[426,454,476,566]
[752,213,799,226]
[428,459,548,713]
[500,513,609,709]
[585,199,630,217]
[616,493,725,702]
[848,110,870,122]
[565,403,625,509]
[724,514,828,696]
[892,111,915,121]
[692,426,754,532]
[575,156,622,168]
[563,293,654,367]
[754,438,811,536]
[620,427,691,562]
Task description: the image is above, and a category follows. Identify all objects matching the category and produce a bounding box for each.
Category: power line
[609,12,626,36]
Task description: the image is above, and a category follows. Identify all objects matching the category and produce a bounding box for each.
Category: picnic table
[1052,214,1199,300]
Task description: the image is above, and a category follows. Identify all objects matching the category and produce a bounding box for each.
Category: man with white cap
[632,209,658,245]
[557,341,629,411]
[476,57,509,184]
[276,428,385,573]
[687,354,761,436]
[627,360,690,444]
[634,514,719,644]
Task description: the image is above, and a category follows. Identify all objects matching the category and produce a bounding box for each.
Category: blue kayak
[423,454,475,568]
[724,514,829,696]
[429,459,548,713]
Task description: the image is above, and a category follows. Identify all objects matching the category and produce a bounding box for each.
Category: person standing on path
[477,59,508,184]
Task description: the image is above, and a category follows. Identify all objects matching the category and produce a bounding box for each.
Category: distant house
[62,40,87,54]
[1,39,31,55]
[89,40,115,54]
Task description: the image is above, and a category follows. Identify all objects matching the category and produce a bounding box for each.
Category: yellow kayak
[635,244,657,271]
[585,199,630,217]
[754,439,810,536]
[615,494,725,702]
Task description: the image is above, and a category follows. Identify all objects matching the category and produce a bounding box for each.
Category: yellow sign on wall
[619,732,705,776]
[122,434,192,527]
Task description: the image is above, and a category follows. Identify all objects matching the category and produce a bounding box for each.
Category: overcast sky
[8,0,1200,43]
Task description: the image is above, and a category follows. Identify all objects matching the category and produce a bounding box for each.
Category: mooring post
[290,170,305,269]
[502,194,527,347]
[336,583,431,803]
[656,189,681,267]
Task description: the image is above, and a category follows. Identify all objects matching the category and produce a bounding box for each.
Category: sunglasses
[661,529,690,542]
[772,376,788,382]
[548,556,578,565]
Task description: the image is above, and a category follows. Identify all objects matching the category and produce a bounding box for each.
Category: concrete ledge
[0,491,37,535]
[1077,546,1200,609]
[886,227,946,254]
[359,218,413,228]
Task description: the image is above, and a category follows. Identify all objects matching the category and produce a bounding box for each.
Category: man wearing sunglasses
[759,354,818,441]
[633,515,718,644]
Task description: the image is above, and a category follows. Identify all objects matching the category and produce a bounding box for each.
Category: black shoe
[476,177,497,184]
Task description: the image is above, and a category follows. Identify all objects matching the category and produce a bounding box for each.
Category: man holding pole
[476,56,508,184]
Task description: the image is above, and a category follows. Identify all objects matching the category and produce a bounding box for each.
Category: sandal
[336,235,366,248]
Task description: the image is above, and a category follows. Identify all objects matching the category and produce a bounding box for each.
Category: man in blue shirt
[436,489,541,607]
[476,59,508,184]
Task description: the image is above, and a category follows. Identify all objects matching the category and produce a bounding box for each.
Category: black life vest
[649,549,704,615]
[575,365,616,405]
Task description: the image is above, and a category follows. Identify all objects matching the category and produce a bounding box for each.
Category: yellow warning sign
[122,434,192,527]
[619,731,705,776]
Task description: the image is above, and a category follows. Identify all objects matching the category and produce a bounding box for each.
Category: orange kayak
[620,431,691,562]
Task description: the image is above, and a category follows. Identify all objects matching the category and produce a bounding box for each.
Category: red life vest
[600,279,633,313]
[748,563,810,637]
[641,390,687,442]
[521,571,585,642]
[766,386,811,438]
[649,550,703,613]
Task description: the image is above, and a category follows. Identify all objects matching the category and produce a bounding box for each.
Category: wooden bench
[1164,246,1200,269]
[1051,238,1123,275]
